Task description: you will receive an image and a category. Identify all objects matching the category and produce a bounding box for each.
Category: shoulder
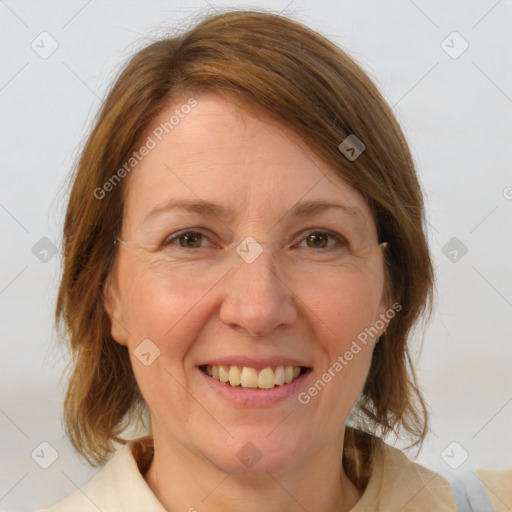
[476,467,512,512]
[35,437,165,512]
[352,437,457,511]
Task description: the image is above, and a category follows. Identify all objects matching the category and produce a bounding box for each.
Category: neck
[143,427,362,512]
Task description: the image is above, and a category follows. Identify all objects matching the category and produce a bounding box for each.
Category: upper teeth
[203,365,302,389]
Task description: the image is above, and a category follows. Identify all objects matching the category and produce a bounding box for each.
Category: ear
[374,290,394,339]
[103,273,129,346]
[375,303,391,339]
[374,258,395,339]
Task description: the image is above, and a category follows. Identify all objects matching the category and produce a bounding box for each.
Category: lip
[198,366,313,407]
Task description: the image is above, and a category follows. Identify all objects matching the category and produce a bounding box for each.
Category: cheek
[297,270,382,403]
[118,259,210,345]
[300,268,384,343]
[118,265,204,413]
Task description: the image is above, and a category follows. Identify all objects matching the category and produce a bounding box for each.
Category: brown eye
[306,233,329,248]
[178,232,204,248]
[300,231,344,249]
[163,231,210,249]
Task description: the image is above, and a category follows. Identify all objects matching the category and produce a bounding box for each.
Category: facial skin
[105,92,390,512]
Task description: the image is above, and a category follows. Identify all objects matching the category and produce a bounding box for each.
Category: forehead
[123,93,375,233]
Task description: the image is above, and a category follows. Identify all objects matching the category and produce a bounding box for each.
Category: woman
[40,9,467,511]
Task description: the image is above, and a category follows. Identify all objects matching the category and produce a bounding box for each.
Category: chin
[200,429,306,476]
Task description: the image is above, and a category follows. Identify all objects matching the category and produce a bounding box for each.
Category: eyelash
[162,229,348,250]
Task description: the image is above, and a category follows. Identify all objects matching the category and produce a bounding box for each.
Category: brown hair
[56,9,433,487]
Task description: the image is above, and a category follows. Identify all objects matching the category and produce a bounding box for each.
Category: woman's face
[106,92,390,475]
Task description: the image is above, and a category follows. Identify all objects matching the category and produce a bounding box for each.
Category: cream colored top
[477,468,512,512]
[38,436,460,511]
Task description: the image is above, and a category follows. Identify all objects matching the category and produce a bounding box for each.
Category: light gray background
[1,0,511,510]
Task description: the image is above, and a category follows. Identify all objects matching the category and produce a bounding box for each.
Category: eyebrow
[143,198,362,224]
[144,198,233,223]
[291,200,361,218]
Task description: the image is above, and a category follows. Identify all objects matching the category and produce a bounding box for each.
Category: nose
[219,245,298,338]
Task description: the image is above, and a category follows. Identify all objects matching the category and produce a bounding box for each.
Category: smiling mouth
[199,364,310,390]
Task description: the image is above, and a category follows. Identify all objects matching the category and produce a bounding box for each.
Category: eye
[297,230,346,249]
[164,230,212,249]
